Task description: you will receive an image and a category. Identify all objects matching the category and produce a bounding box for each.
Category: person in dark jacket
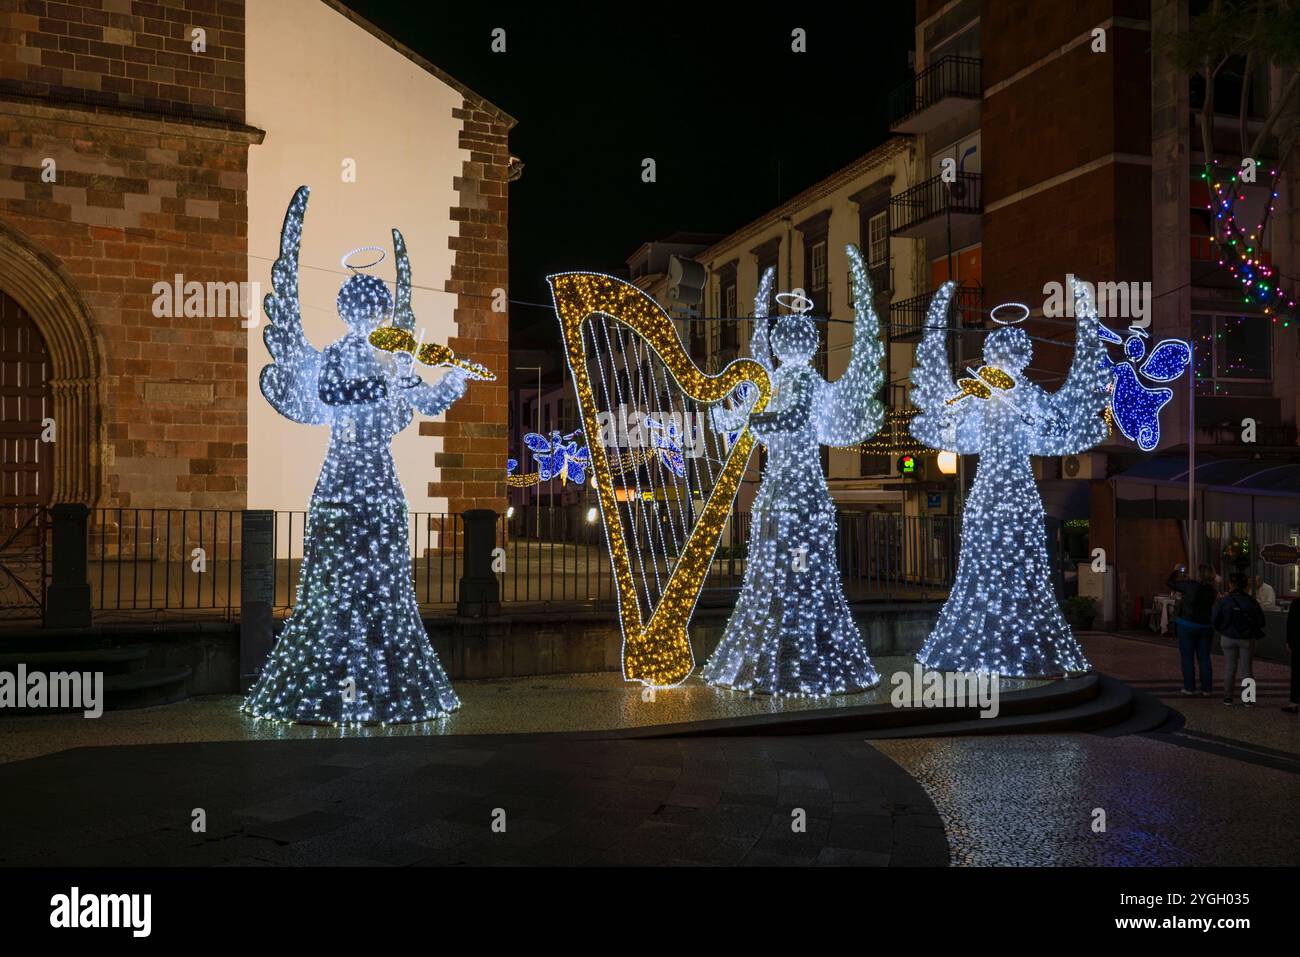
[1167,563,1217,696]
[1284,597,1299,715]
[1212,573,1266,707]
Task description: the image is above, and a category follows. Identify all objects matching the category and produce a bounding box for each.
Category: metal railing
[9,505,960,623]
[888,55,982,128]
[0,507,47,620]
[890,172,983,236]
[82,508,470,616]
[891,283,985,341]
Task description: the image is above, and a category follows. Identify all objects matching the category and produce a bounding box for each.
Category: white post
[1187,339,1195,570]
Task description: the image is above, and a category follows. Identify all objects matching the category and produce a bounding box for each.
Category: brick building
[896,0,1299,623]
[0,0,513,518]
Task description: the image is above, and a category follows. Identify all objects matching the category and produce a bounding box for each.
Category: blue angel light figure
[700,245,885,695]
[643,416,690,478]
[523,429,590,484]
[1098,324,1192,451]
[243,187,474,724]
[910,278,1110,677]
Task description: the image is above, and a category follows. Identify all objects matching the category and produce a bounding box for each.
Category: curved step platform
[628,673,1167,739]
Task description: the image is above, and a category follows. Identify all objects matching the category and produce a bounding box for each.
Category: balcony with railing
[889,55,982,134]
[890,283,984,342]
[890,172,983,245]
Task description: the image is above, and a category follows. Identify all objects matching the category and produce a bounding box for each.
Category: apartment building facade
[685,137,945,514]
[900,0,1300,622]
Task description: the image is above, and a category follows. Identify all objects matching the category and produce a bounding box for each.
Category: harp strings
[584,312,730,625]
[590,315,656,619]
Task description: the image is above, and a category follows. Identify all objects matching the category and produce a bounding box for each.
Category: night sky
[344,1,916,348]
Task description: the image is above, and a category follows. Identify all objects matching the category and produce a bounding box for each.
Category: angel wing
[1029,278,1110,455]
[750,267,776,371]
[391,227,415,333]
[908,282,979,453]
[816,244,886,446]
[259,186,330,425]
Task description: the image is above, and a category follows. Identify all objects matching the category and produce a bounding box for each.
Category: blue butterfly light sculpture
[1098,324,1192,452]
[522,429,591,485]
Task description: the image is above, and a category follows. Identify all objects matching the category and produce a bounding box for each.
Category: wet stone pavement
[876,633,1300,866]
[0,633,1295,866]
[0,732,947,867]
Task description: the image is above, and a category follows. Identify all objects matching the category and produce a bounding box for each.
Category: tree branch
[1247,68,1300,158]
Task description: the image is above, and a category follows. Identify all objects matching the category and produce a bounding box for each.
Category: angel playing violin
[242,187,492,724]
[700,245,885,696]
[909,281,1110,678]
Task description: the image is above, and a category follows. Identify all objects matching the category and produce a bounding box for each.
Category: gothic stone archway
[0,221,104,505]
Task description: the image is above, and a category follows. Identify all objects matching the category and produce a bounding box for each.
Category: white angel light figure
[701,245,884,695]
[243,186,481,724]
[910,280,1109,677]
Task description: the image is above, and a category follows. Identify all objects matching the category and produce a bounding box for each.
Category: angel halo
[242,186,482,725]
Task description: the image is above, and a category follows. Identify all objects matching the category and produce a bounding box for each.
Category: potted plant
[1222,538,1250,573]
[1061,595,1098,630]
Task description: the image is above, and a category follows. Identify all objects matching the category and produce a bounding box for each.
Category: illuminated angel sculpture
[243,186,484,724]
[701,245,884,695]
[910,280,1109,677]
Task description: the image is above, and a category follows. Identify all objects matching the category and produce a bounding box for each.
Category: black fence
[891,284,985,342]
[888,55,982,127]
[2,505,959,622]
[890,172,984,236]
[0,507,46,621]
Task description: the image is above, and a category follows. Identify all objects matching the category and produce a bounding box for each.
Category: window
[810,240,828,291]
[689,319,706,360]
[860,451,891,477]
[721,284,738,352]
[1193,314,1272,396]
[868,212,889,266]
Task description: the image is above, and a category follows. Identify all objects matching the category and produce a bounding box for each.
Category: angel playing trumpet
[242,186,493,724]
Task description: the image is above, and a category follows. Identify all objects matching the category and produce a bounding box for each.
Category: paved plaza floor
[0,633,1296,866]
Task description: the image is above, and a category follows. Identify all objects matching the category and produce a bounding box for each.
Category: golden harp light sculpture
[548,272,772,687]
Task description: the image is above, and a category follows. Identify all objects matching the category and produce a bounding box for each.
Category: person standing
[1284,597,1299,716]
[1212,573,1266,707]
[1252,574,1277,610]
[1167,564,1217,696]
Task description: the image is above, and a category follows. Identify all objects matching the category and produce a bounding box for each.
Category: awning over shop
[1039,480,1092,520]
[1114,456,1300,522]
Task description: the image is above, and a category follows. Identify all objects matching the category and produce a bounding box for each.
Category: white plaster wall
[245,0,465,514]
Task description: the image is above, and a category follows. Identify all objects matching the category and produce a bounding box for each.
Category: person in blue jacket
[1167,563,1217,696]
